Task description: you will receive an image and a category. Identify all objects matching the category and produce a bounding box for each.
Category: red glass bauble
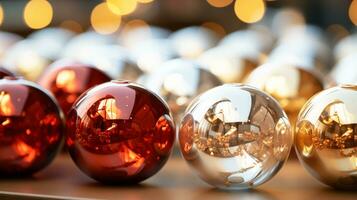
[38,62,111,114]
[66,81,176,184]
[0,67,15,79]
[0,77,64,176]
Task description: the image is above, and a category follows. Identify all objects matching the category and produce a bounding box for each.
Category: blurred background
[0,0,357,127]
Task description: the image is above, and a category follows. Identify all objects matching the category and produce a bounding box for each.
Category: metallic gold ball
[245,63,325,124]
[142,59,221,123]
[179,84,293,189]
[295,85,357,190]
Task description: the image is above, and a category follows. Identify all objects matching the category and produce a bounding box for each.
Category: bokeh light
[106,0,137,15]
[207,0,233,8]
[0,4,4,26]
[60,20,83,33]
[91,2,121,35]
[24,0,53,29]
[234,0,265,23]
[349,0,357,25]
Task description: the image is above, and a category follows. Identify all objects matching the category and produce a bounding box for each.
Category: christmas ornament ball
[245,63,325,124]
[66,81,176,184]
[295,85,357,190]
[0,77,64,176]
[179,84,293,190]
[38,62,111,114]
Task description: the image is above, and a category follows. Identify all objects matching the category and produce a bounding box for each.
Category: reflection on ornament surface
[66,81,176,183]
[295,85,357,190]
[179,84,292,189]
[0,78,64,176]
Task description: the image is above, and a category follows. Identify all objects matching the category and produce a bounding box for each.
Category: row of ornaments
[0,64,355,190]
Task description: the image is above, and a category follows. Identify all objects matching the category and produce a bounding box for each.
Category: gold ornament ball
[179,84,293,189]
[245,63,325,124]
[295,85,357,190]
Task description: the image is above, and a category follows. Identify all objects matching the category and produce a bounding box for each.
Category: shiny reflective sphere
[179,84,292,189]
[246,63,325,124]
[142,59,221,123]
[38,62,111,114]
[66,81,176,184]
[295,86,357,190]
[0,78,64,176]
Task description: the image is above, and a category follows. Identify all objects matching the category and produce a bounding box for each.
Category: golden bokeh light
[24,0,53,29]
[0,4,4,27]
[91,2,122,35]
[207,0,233,8]
[234,0,265,23]
[202,22,226,37]
[349,0,357,25]
[106,0,137,15]
[137,0,154,3]
[60,20,83,33]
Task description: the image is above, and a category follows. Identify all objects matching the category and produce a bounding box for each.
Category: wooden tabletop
[0,153,356,200]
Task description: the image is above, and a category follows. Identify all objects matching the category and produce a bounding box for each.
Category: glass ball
[245,63,325,124]
[295,85,357,189]
[66,81,176,184]
[179,84,292,189]
[142,59,221,123]
[38,62,111,114]
[0,77,64,176]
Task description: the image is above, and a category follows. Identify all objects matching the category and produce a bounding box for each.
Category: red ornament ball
[38,62,111,114]
[66,81,176,184]
[0,67,15,79]
[0,77,64,176]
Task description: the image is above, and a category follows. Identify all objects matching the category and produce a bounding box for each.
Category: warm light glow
[0,4,4,26]
[106,0,137,15]
[207,0,233,8]
[56,70,77,93]
[24,0,53,29]
[137,0,154,3]
[234,0,265,23]
[98,98,121,120]
[91,2,122,34]
[0,91,15,116]
[349,0,357,25]
[15,141,36,163]
[60,20,83,33]
[202,22,226,36]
